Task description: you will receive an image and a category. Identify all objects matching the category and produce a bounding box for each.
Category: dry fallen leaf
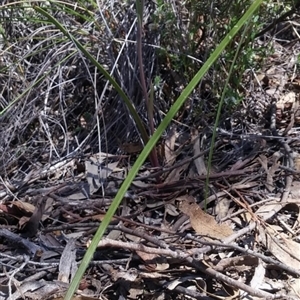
[85,156,119,195]
[249,261,266,300]
[215,255,258,272]
[290,181,300,199]
[136,251,169,271]
[120,141,143,154]
[10,200,36,214]
[191,129,207,175]
[179,197,233,240]
[166,276,206,292]
[215,197,232,221]
[258,224,300,270]
[257,152,281,193]
[20,198,46,237]
[111,268,138,282]
[54,297,99,300]
[58,238,77,283]
[288,278,300,298]
[295,154,300,172]
[164,125,177,167]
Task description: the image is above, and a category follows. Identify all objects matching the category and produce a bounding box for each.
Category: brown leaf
[11,201,36,214]
[58,238,77,283]
[215,197,232,221]
[136,251,169,271]
[54,297,97,300]
[164,126,177,167]
[0,201,35,221]
[258,224,300,270]
[215,255,258,272]
[179,197,233,239]
[20,198,46,238]
[257,153,281,193]
[191,129,207,175]
[120,141,143,154]
[85,156,119,196]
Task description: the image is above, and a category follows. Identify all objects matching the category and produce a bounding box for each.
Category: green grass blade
[65,0,263,299]
[33,5,149,145]
[204,21,252,207]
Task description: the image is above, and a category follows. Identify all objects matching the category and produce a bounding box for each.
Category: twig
[185,234,300,277]
[135,141,222,181]
[117,223,171,249]
[270,100,294,204]
[8,255,29,299]
[136,0,160,174]
[96,238,281,299]
[173,285,212,300]
[254,1,300,39]
[0,229,42,256]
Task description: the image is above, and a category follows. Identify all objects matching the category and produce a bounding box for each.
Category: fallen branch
[95,238,284,299]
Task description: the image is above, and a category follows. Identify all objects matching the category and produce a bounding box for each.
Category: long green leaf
[33,5,149,146]
[205,21,252,206]
[65,0,263,299]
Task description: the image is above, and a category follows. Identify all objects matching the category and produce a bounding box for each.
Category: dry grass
[0,0,300,299]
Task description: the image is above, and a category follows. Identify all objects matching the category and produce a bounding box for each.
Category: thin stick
[136,0,160,173]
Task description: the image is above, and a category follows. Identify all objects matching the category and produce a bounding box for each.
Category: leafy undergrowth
[0,0,300,299]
